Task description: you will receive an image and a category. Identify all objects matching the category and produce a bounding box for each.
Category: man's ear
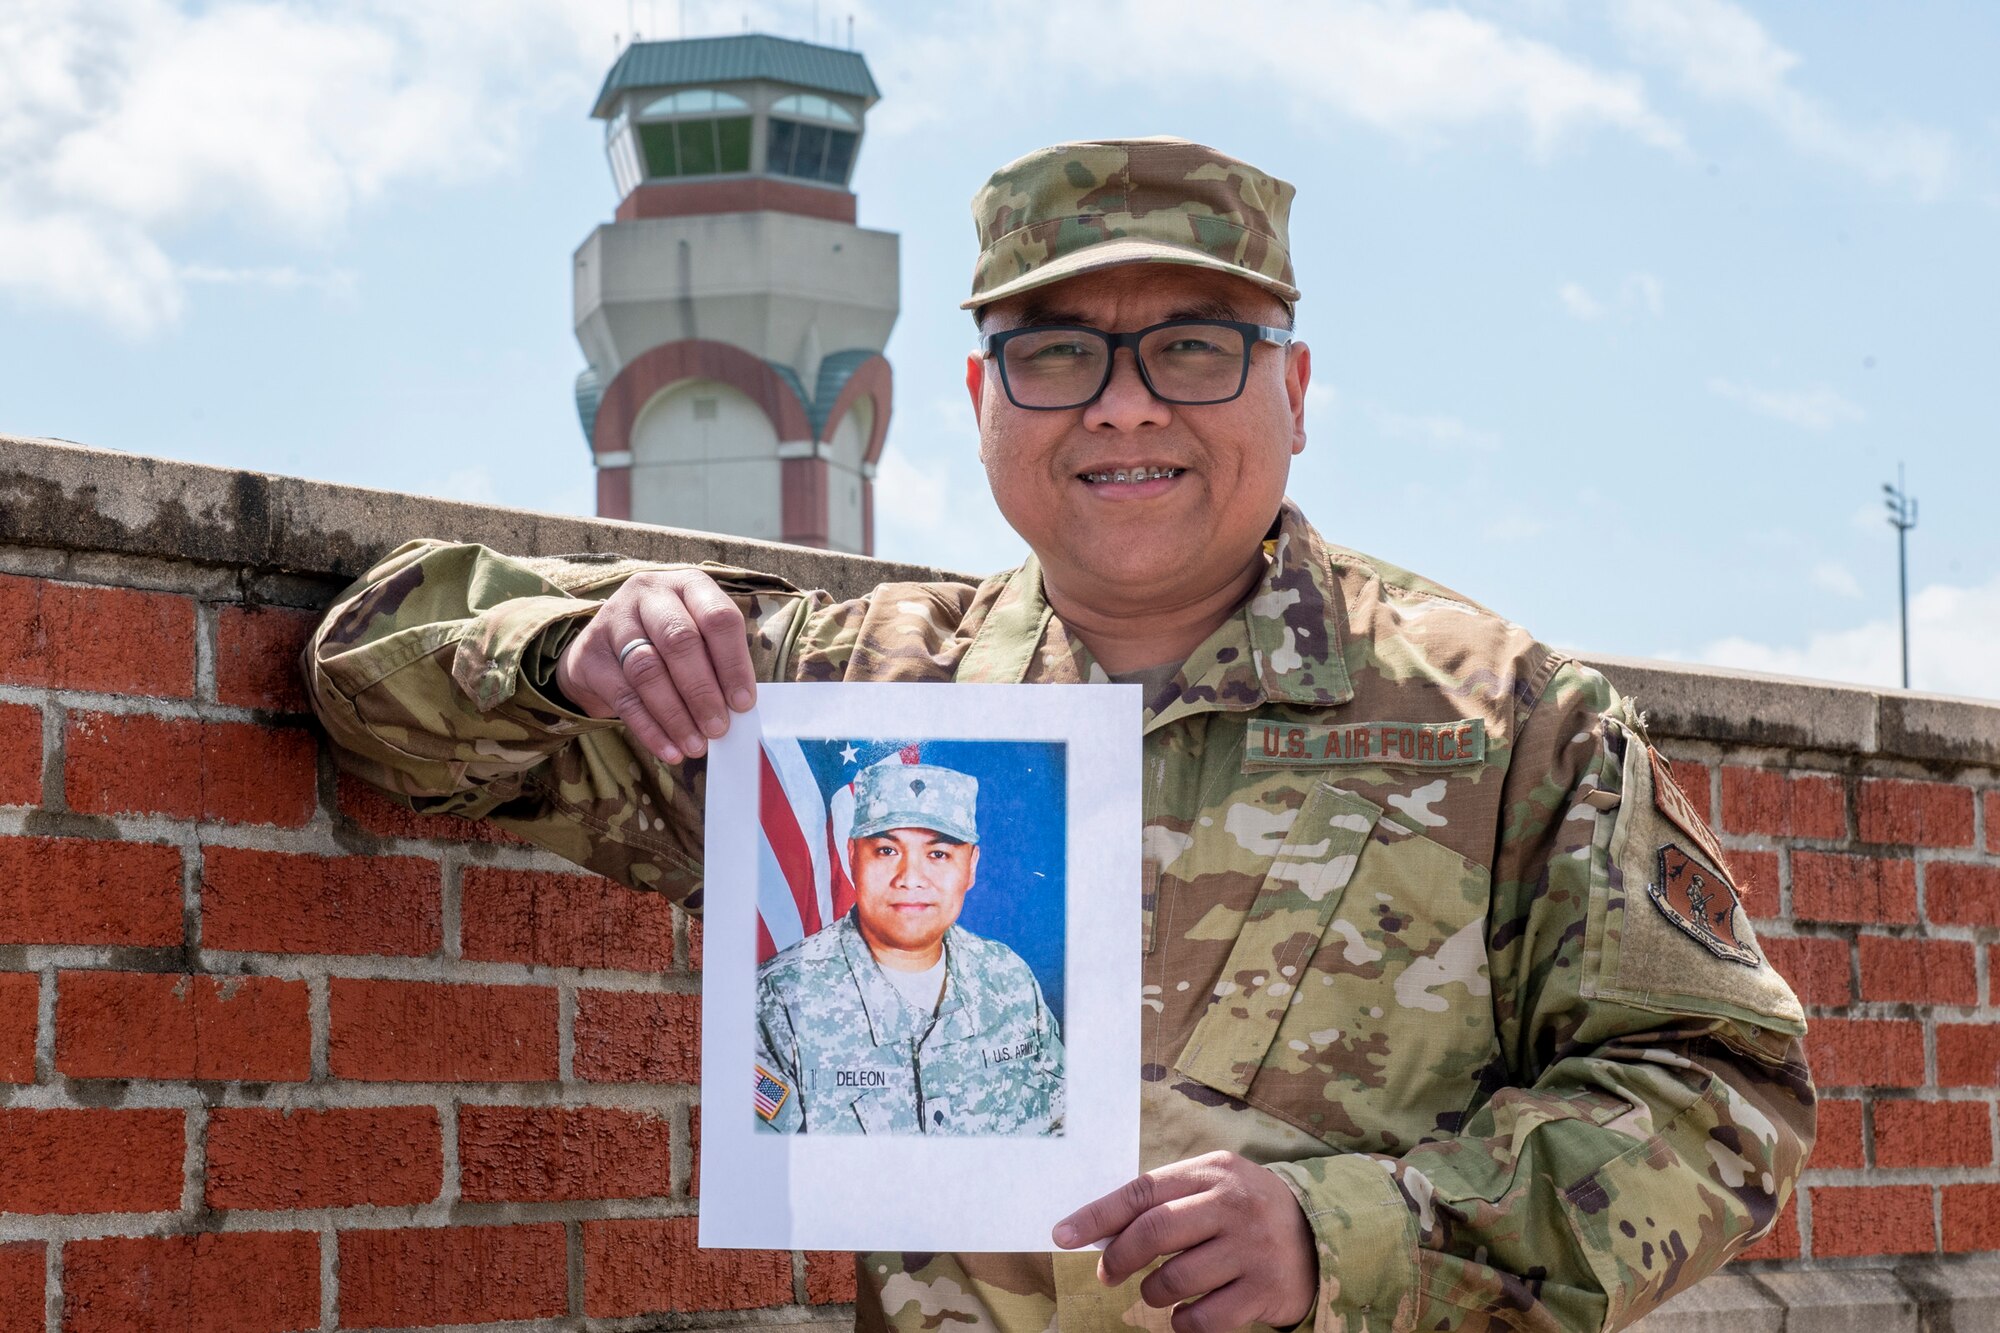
[967,844,981,884]
[1285,342,1312,457]
[965,353,986,421]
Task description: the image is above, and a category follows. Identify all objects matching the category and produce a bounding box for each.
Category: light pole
[1883,466,1918,690]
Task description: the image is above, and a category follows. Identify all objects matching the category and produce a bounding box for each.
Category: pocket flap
[1174,783,1383,1099]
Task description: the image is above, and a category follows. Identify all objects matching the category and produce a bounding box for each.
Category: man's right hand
[553,568,758,763]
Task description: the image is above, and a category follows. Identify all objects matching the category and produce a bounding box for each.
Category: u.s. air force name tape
[1244,718,1486,770]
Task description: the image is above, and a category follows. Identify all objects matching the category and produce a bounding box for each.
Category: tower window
[766,118,858,186]
[770,93,857,126]
[637,115,753,178]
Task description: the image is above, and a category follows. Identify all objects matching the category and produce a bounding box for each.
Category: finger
[575,639,682,763]
[616,640,706,759]
[637,596,730,745]
[1052,1165,1208,1250]
[1099,1193,1223,1286]
[677,576,756,712]
[1169,1277,1262,1333]
[1136,1238,1237,1311]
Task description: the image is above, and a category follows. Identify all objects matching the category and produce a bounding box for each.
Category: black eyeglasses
[977,318,1293,411]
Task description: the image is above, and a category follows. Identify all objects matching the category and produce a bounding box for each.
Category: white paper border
[699,682,1141,1252]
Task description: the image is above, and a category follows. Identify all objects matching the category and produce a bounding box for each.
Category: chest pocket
[1176,785,1502,1155]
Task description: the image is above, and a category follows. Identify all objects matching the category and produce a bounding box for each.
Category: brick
[1792,850,1916,925]
[65,714,316,827]
[62,1231,318,1333]
[338,1224,566,1328]
[582,1218,791,1316]
[1859,778,1975,848]
[1720,768,1845,839]
[57,972,308,1082]
[1937,1024,2000,1087]
[1758,935,1850,1007]
[0,1243,41,1333]
[1812,1098,1864,1169]
[1987,791,2000,854]
[329,979,558,1082]
[0,974,36,1084]
[688,913,703,970]
[807,1250,857,1304]
[0,703,39,807]
[215,605,316,712]
[1875,1099,1991,1168]
[202,848,439,958]
[461,866,673,972]
[1736,1195,1798,1263]
[574,990,699,1084]
[1807,1018,1924,1088]
[0,1108,182,1213]
[1665,757,1711,823]
[1857,936,1978,1005]
[690,1104,700,1196]
[1729,849,1781,917]
[1994,944,2000,1006]
[1943,1183,2000,1253]
[459,1105,671,1203]
[335,770,517,844]
[1809,1184,1935,1257]
[206,1106,441,1209]
[0,837,181,946]
[0,576,194,698]
[1927,862,2000,927]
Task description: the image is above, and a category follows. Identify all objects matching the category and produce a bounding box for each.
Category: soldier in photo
[753,757,1064,1136]
[309,137,1814,1332]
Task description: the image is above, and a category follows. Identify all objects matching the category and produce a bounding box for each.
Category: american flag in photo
[752,1064,790,1121]
[756,738,921,963]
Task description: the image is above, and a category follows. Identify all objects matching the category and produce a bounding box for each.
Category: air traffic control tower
[573,34,898,553]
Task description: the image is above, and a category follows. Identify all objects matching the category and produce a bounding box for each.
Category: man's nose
[1082,347,1171,431]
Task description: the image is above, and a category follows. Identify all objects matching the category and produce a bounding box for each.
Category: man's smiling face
[849,827,979,962]
[966,264,1311,617]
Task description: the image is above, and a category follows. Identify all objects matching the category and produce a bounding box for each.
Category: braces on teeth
[1082,467,1185,483]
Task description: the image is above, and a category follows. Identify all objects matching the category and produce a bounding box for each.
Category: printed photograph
[751,737,1067,1136]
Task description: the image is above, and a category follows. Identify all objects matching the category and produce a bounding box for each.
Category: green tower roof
[592,33,881,119]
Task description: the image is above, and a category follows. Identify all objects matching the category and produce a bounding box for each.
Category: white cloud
[1810,560,1863,599]
[1682,569,2000,699]
[870,0,1683,156]
[871,396,1027,577]
[1559,271,1665,321]
[1613,0,1955,197]
[180,264,358,298]
[1558,281,1604,321]
[0,0,606,333]
[1483,514,1549,542]
[1708,378,1864,430]
[1368,403,1501,452]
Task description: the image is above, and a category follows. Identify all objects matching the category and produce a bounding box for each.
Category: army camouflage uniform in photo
[305,138,1812,1333]
[755,911,1065,1136]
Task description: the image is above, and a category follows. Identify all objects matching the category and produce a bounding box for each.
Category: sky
[2,0,1995,699]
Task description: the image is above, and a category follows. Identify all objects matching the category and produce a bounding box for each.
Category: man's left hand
[1051,1150,1317,1333]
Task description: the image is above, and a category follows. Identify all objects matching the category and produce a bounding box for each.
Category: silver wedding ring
[616,637,653,667]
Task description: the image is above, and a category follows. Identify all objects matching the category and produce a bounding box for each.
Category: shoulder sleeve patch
[1581,727,1805,1034]
[754,1064,792,1122]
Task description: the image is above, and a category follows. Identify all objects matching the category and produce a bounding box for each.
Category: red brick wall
[1664,755,2000,1262]
[1,538,1996,1327]
[0,566,851,1330]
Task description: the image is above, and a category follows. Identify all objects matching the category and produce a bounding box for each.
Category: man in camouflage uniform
[309,137,1814,1332]
[755,758,1065,1135]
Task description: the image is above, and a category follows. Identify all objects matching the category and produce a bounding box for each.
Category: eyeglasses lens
[998,322,1249,409]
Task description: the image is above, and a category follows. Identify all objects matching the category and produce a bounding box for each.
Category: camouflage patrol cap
[964,136,1299,310]
[849,761,979,846]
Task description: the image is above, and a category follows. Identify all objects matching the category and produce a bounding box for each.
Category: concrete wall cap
[3,433,1995,762]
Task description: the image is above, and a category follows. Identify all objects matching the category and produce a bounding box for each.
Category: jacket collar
[955,499,1354,726]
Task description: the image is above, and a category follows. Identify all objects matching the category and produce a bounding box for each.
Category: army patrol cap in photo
[849,760,979,845]
[964,137,1300,310]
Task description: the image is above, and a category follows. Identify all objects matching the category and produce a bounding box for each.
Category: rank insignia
[753,1065,791,1122]
[1648,844,1759,967]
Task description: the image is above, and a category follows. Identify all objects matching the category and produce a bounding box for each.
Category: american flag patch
[753,1065,791,1122]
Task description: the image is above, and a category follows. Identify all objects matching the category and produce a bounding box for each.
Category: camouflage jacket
[307,500,1814,1333]
[755,910,1065,1136]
